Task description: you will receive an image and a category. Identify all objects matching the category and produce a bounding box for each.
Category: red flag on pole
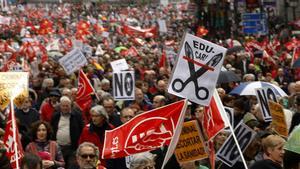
[158,50,167,68]
[102,100,187,159]
[3,102,24,169]
[202,90,228,140]
[76,69,95,111]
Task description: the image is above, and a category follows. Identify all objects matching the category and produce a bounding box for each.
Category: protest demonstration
[0,0,300,169]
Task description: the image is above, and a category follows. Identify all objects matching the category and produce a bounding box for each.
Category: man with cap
[78,105,114,168]
[39,88,61,123]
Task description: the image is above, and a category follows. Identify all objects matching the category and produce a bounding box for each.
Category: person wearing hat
[39,89,61,123]
[78,105,114,168]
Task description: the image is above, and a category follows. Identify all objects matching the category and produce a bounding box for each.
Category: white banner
[158,19,168,33]
[59,48,87,75]
[168,33,227,106]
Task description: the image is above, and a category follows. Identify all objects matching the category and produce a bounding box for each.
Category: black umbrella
[292,58,300,68]
[217,70,241,84]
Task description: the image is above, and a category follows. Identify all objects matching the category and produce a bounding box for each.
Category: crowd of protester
[0,1,299,169]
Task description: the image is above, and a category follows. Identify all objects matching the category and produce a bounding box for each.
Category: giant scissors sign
[168,33,227,106]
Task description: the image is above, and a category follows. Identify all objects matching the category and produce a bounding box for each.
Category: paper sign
[175,120,208,163]
[216,122,256,167]
[102,31,110,38]
[0,72,29,110]
[59,48,87,75]
[158,19,167,33]
[255,87,277,122]
[168,33,227,106]
[269,101,288,137]
[224,107,234,127]
[113,71,135,100]
[110,58,129,72]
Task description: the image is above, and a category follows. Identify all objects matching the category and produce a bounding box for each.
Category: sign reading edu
[242,13,268,35]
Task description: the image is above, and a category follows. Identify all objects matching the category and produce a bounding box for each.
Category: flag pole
[215,92,248,169]
[10,98,20,169]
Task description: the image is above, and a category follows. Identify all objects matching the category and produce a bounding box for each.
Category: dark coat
[51,110,84,150]
[250,159,282,169]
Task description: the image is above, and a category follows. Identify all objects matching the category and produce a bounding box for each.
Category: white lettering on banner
[255,87,277,122]
[216,123,256,167]
[113,71,135,100]
[110,137,120,157]
[167,33,227,106]
[58,48,87,75]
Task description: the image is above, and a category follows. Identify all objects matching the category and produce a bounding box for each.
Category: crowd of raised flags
[0,1,299,169]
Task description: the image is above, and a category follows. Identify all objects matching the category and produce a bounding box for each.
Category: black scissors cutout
[172,42,223,100]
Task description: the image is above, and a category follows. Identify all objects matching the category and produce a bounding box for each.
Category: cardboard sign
[269,101,288,137]
[110,59,129,72]
[0,72,29,110]
[255,87,277,122]
[216,122,256,167]
[113,71,135,100]
[175,120,208,163]
[168,33,226,106]
[59,48,87,75]
[224,107,234,127]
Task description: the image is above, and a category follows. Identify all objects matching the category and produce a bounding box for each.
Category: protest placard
[0,72,28,110]
[255,87,278,122]
[168,33,226,106]
[175,120,208,163]
[269,101,288,137]
[113,71,135,100]
[59,48,87,75]
[158,19,167,33]
[110,58,129,72]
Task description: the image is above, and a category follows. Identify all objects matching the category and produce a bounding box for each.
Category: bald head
[153,95,166,109]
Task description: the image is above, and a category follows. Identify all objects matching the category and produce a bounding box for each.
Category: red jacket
[78,122,114,167]
[39,100,55,123]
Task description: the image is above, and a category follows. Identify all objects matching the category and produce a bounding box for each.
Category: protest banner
[255,87,278,122]
[102,100,188,159]
[175,120,208,163]
[203,89,229,140]
[113,71,135,100]
[216,122,256,167]
[58,48,87,75]
[0,72,28,110]
[168,33,226,106]
[269,101,288,137]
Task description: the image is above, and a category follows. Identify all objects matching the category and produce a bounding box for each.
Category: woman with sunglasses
[26,121,65,169]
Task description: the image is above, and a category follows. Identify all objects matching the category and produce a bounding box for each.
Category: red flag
[3,103,24,169]
[202,90,228,140]
[158,50,167,68]
[76,69,95,111]
[102,100,187,159]
[1,53,18,72]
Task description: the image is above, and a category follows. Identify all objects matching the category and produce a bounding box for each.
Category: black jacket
[51,110,84,150]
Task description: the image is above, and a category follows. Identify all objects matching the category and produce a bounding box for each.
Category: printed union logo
[124,117,175,155]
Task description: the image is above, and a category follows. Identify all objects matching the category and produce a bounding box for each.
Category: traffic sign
[242,13,268,35]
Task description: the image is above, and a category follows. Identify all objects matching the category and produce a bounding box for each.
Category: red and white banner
[76,69,94,111]
[3,102,24,169]
[122,25,157,38]
[102,99,187,159]
[203,90,229,140]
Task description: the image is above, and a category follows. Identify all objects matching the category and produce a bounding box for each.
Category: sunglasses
[80,154,96,159]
